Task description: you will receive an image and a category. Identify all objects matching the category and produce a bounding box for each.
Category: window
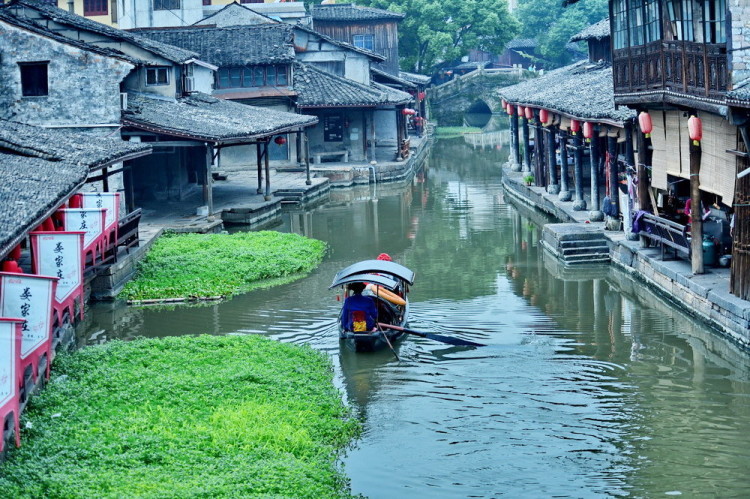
[216,66,289,88]
[704,0,726,43]
[310,61,344,76]
[83,0,107,15]
[19,62,48,97]
[644,0,661,42]
[628,0,645,47]
[240,0,263,3]
[613,0,629,49]
[666,0,694,41]
[154,0,180,11]
[353,34,375,51]
[146,67,170,86]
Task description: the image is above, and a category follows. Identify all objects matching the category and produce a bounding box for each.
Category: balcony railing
[613,40,727,101]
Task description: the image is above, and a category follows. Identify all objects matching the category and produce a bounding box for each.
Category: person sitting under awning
[341,282,377,332]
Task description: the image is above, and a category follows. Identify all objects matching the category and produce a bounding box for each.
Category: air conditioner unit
[120,92,128,110]
[184,76,195,94]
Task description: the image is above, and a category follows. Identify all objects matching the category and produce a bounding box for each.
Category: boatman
[341,282,378,332]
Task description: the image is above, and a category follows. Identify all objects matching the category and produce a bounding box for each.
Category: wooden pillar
[589,132,603,221]
[546,125,559,194]
[204,143,213,216]
[534,112,545,187]
[296,131,303,165]
[510,111,521,171]
[264,140,271,201]
[559,130,571,201]
[690,141,704,274]
[572,133,586,210]
[101,167,110,192]
[256,142,263,194]
[635,120,650,212]
[521,116,531,173]
[607,134,619,217]
[304,131,311,186]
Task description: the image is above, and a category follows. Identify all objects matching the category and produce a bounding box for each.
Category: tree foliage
[331,0,519,74]
[515,0,608,67]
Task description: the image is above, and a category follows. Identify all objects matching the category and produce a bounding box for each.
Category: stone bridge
[429,68,529,128]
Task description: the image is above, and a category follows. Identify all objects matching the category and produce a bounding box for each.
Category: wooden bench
[313,150,349,164]
[116,208,142,255]
[636,212,691,260]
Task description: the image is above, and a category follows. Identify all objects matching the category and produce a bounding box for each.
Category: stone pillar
[534,112,545,187]
[256,142,263,195]
[204,143,213,216]
[589,131,604,221]
[521,116,531,173]
[607,134,619,217]
[690,140,704,274]
[510,112,521,171]
[304,132,312,186]
[264,140,272,201]
[572,133,586,210]
[635,121,650,212]
[559,130,572,201]
[546,125,559,195]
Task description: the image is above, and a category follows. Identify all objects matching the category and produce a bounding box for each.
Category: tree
[349,0,519,74]
[515,0,608,67]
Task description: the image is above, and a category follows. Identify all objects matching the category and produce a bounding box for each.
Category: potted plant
[523,174,534,186]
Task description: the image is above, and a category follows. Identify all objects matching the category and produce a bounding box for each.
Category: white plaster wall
[118,0,205,29]
[193,66,214,94]
[374,109,398,146]
[344,54,371,85]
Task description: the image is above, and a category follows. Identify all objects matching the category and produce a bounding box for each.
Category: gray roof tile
[312,3,405,22]
[123,92,316,142]
[570,19,610,42]
[294,63,390,108]
[194,2,278,27]
[399,71,431,85]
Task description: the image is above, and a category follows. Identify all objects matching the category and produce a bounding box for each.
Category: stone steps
[542,223,611,265]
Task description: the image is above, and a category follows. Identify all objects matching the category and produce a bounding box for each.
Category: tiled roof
[399,71,431,85]
[123,92,317,142]
[371,81,413,105]
[0,119,152,170]
[0,9,137,64]
[8,0,198,63]
[294,24,386,62]
[134,24,295,66]
[293,63,389,108]
[498,61,635,124]
[570,19,610,42]
[312,3,405,22]
[372,68,417,88]
[0,154,87,258]
[194,2,278,27]
[506,38,537,50]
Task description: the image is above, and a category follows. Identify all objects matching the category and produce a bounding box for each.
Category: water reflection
[78,132,750,498]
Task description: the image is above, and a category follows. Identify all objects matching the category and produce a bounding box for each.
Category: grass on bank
[434,126,483,138]
[120,231,326,301]
[0,335,361,498]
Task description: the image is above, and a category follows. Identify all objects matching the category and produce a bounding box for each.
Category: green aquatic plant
[0,335,361,498]
[434,126,483,138]
[121,231,326,301]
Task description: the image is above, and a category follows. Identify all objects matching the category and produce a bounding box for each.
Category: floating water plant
[0,335,360,498]
[121,231,326,302]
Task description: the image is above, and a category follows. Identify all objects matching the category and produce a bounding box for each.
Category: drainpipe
[572,133,586,210]
[589,130,604,221]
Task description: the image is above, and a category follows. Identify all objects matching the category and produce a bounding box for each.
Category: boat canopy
[328,272,400,291]
[331,260,415,286]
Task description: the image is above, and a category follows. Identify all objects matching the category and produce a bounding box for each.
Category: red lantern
[583,122,594,140]
[570,119,581,135]
[501,99,507,109]
[42,217,55,231]
[274,135,287,146]
[68,194,82,208]
[418,91,426,101]
[688,115,702,145]
[517,106,523,116]
[9,245,22,260]
[524,107,533,120]
[2,260,21,273]
[539,109,550,125]
[638,111,653,138]
[507,104,515,116]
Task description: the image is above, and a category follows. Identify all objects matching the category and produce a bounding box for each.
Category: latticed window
[353,34,375,51]
[666,0,694,41]
[644,0,661,42]
[217,66,289,88]
[704,0,726,43]
[154,0,180,11]
[628,0,645,46]
[84,0,107,16]
[613,0,629,49]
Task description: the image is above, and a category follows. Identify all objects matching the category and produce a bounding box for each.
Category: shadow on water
[79,131,750,498]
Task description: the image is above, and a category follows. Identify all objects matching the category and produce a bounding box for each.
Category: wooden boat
[330,260,415,352]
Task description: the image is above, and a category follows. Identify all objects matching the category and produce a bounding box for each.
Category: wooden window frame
[146,67,170,86]
[216,65,289,89]
[353,34,375,51]
[19,61,49,97]
[154,0,180,11]
[83,0,108,16]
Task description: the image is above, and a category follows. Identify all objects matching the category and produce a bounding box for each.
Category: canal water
[81,134,750,498]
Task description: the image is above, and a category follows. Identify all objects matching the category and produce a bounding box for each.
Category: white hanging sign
[0,273,55,359]
[0,319,19,408]
[81,192,119,231]
[61,208,105,249]
[31,232,84,303]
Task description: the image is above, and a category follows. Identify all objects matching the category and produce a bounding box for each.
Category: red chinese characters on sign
[30,231,85,324]
[0,319,23,450]
[59,208,106,264]
[0,273,56,386]
[80,192,119,252]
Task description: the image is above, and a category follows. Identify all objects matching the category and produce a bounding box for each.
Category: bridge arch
[465,100,493,128]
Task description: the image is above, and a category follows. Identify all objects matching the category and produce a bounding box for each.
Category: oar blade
[423,332,485,347]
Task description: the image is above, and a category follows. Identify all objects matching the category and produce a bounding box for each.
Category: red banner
[30,231,85,325]
[0,319,23,451]
[0,273,57,387]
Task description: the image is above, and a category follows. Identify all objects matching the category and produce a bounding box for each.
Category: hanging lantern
[570,119,581,135]
[42,217,55,231]
[274,135,287,146]
[401,108,416,115]
[501,99,507,109]
[583,122,595,140]
[507,104,515,116]
[638,111,653,138]
[688,115,702,146]
[539,109,550,125]
[524,107,533,120]
[418,91,426,101]
[2,260,21,273]
[68,194,82,208]
[9,245,22,260]
[517,105,523,116]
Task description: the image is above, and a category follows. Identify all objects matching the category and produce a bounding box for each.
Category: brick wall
[730,0,750,85]
[0,21,133,126]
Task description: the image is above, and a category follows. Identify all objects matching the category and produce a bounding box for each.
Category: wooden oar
[377,324,400,361]
[378,323,485,347]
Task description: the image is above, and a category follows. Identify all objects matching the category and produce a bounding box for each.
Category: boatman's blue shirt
[341,294,377,331]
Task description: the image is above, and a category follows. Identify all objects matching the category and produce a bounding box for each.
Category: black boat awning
[328,272,400,291]
[332,260,415,286]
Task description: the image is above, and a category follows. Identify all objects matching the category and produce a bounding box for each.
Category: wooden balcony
[613,41,728,103]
